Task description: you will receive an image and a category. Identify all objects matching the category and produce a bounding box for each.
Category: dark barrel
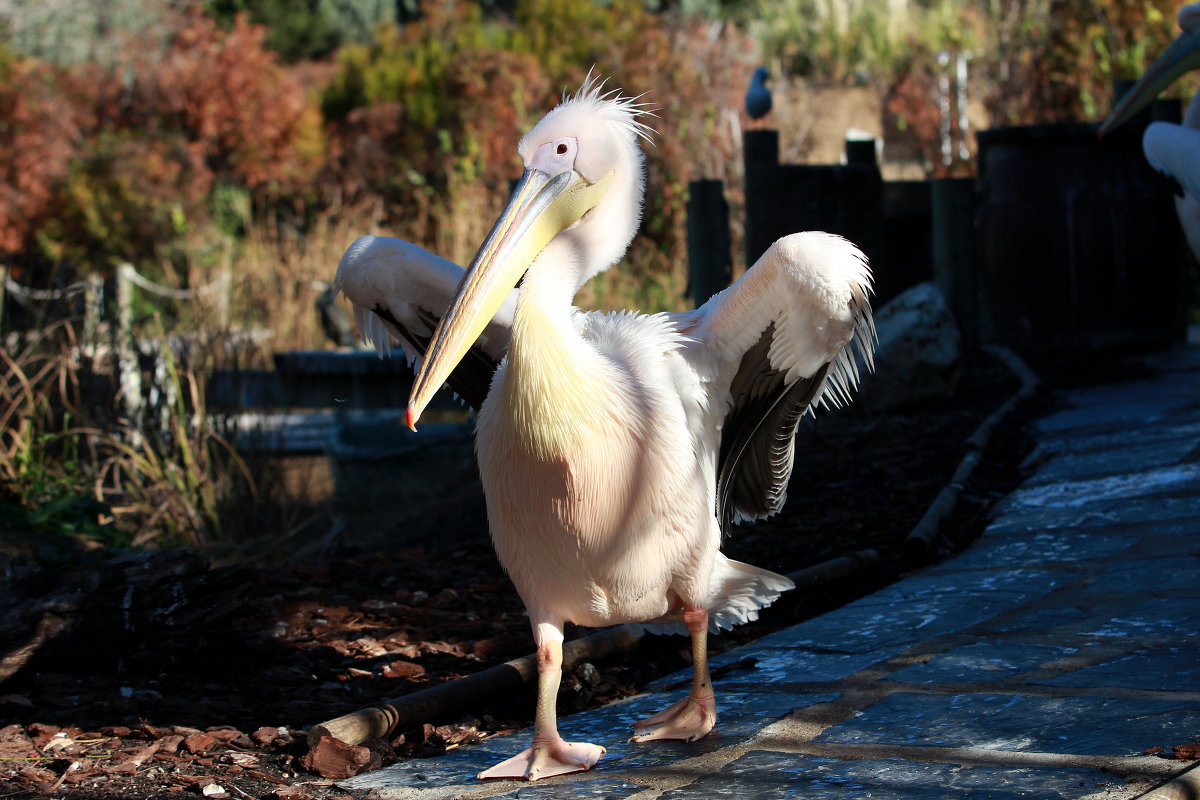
[976,115,1187,351]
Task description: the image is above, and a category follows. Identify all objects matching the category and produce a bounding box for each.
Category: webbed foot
[477,738,605,781]
[629,692,716,742]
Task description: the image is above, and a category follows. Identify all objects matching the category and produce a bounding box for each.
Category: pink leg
[630,606,717,742]
[478,624,605,781]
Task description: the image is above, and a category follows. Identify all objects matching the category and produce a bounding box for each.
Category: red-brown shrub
[0,60,92,261]
[1,9,322,283]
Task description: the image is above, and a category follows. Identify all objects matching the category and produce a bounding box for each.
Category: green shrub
[206,0,399,61]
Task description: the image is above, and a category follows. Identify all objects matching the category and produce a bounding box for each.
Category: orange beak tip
[405,407,419,432]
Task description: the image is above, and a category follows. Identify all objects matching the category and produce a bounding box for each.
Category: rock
[299,735,374,779]
[269,786,309,800]
[251,726,280,745]
[196,778,229,798]
[182,732,217,754]
[859,282,961,411]
[380,659,425,679]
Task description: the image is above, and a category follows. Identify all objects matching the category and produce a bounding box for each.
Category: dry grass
[89,329,255,548]
[0,311,332,557]
[0,322,81,498]
[227,203,386,354]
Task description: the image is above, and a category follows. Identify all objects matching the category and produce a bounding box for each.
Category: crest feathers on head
[563,69,658,144]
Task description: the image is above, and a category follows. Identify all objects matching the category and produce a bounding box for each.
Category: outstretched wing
[684,232,876,532]
[332,235,515,410]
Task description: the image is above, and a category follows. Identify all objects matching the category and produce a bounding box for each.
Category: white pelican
[334,76,874,781]
[1099,3,1200,259]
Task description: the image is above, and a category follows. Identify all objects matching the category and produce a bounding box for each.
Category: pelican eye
[556,143,569,155]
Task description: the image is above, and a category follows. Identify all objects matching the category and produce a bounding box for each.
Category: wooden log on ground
[786,548,879,588]
[307,624,642,747]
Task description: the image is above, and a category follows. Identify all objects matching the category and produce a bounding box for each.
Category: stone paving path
[343,347,1200,799]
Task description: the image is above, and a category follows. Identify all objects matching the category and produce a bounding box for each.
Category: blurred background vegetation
[0,0,1184,323]
[0,0,1188,555]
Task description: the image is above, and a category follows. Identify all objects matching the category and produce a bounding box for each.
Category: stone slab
[1036,400,1194,439]
[988,603,1099,636]
[657,750,1139,799]
[725,567,1065,661]
[1036,380,1200,434]
[663,642,882,688]
[1025,439,1200,487]
[1000,465,1200,513]
[988,596,1200,645]
[1083,554,1200,595]
[342,686,840,794]
[930,530,1138,571]
[984,495,1200,536]
[487,778,645,799]
[814,693,1197,756]
[884,642,1078,685]
[1025,421,1200,461]
[1075,597,1200,641]
[1040,643,1200,691]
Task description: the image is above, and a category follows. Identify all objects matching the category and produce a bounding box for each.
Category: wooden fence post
[686,179,732,308]
[932,178,981,347]
[217,263,231,329]
[116,263,143,429]
[84,274,104,356]
[743,129,780,269]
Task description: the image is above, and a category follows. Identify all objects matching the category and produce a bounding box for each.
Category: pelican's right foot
[477,739,605,781]
[629,691,716,742]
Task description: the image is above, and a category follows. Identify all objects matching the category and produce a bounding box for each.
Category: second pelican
[1100,3,1200,259]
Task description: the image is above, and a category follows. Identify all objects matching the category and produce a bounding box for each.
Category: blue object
[745,66,772,120]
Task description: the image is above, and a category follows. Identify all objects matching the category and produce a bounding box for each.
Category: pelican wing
[686,232,875,531]
[332,235,515,410]
[715,332,833,531]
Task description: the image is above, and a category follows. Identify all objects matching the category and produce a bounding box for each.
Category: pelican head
[406,77,653,428]
[1099,3,1200,137]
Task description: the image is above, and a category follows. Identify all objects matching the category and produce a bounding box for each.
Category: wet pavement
[342,346,1200,799]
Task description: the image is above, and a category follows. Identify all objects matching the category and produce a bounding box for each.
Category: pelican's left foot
[629,692,716,742]
[477,738,606,781]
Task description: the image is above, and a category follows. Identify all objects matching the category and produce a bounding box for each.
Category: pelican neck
[500,261,609,455]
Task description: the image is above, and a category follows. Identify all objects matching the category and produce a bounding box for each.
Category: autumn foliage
[0,58,93,258]
[0,0,1184,302]
[0,0,760,314]
[0,8,321,280]
[318,0,752,284]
